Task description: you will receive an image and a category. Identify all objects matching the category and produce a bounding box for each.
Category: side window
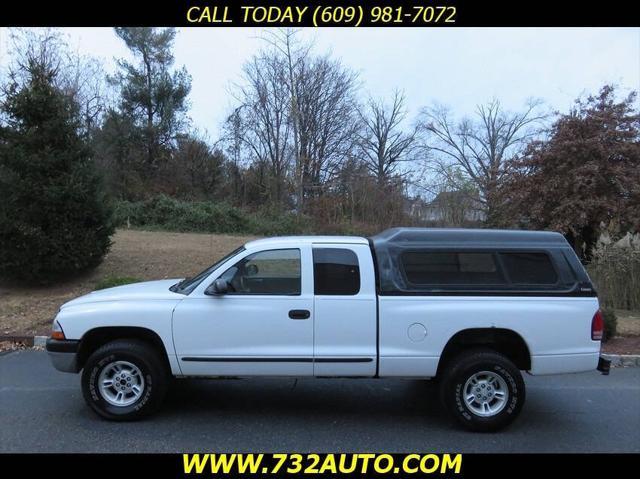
[500,252,558,285]
[313,248,360,295]
[219,249,300,295]
[401,251,505,285]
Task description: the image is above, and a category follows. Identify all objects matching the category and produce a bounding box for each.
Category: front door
[172,246,314,376]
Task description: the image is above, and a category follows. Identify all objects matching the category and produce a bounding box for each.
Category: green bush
[601,309,618,342]
[0,62,114,283]
[113,195,310,236]
[94,276,142,290]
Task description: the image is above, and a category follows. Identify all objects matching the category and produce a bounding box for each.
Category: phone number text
[186,5,458,26]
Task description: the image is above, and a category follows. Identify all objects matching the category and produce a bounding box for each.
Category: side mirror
[206,278,229,295]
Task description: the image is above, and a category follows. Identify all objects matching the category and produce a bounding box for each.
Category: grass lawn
[616,310,640,336]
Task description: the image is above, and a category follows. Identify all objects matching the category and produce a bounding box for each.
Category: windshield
[170,246,246,295]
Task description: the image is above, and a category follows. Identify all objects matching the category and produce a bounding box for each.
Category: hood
[60,279,185,309]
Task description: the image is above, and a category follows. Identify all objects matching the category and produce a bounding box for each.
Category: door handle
[289,309,310,320]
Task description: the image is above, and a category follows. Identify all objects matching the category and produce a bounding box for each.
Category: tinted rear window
[500,252,558,285]
[313,248,360,295]
[401,252,505,285]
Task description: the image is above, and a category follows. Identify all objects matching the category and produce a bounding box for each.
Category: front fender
[55,299,182,374]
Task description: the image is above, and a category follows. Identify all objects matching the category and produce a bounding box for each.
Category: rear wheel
[81,339,169,421]
[439,349,525,432]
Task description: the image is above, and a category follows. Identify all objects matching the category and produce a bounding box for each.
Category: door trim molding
[181,357,373,363]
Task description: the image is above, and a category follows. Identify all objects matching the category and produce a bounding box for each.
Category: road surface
[1,350,638,452]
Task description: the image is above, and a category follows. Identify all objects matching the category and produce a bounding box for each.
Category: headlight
[51,320,66,340]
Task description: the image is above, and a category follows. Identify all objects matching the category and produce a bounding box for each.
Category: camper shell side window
[398,249,562,292]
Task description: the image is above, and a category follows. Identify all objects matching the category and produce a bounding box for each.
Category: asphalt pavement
[1,350,638,453]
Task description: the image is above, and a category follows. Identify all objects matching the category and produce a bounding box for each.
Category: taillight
[591,310,604,341]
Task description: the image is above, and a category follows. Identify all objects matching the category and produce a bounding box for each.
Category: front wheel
[439,349,525,432]
[81,339,169,421]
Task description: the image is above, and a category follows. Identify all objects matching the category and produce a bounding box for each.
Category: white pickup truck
[46,228,609,431]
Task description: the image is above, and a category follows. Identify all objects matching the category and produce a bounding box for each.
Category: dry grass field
[0,229,256,336]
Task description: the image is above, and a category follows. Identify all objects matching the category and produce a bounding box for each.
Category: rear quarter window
[313,248,361,295]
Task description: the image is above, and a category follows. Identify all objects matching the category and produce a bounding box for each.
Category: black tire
[439,349,525,432]
[81,339,169,421]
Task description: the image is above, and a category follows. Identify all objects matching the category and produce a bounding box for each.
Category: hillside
[0,229,255,336]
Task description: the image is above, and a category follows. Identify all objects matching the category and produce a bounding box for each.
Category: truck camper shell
[368,228,595,296]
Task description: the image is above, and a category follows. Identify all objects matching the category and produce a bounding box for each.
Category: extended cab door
[172,246,314,376]
[312,244,377,376]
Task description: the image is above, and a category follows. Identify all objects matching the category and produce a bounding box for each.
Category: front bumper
[46,338,80,373]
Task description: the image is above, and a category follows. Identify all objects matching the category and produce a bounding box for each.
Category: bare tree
[295,54,360,195]
[259,28,311,211]
[221,106,246,203]
[6,28,64,81]
[231,32,359,210]
[229,51,292,205]
[6,28,109,135]
[356,90,417,184]
[64,53,109,134]
[166,130,223,199]
[418,99,546,224]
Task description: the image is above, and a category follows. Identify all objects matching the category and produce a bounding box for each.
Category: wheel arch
[436,328,532,377]
[76,326,171,372]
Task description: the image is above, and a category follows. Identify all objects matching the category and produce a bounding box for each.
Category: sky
[0,27,638,138]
